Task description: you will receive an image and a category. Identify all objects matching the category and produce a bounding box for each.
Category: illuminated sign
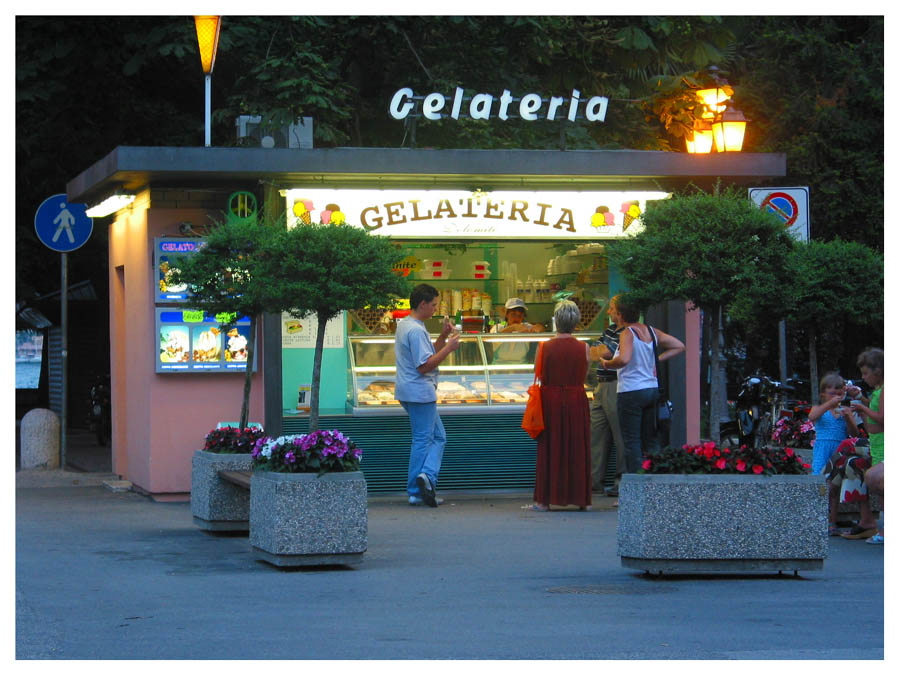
[155,309,256,374]
[389,87,609,123]
[283,189,669,239]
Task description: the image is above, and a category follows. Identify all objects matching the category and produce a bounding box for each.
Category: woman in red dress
[532,300,592,511]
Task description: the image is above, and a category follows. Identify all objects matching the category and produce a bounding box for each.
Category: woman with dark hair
[598,295,685,473]
[531,300,592,511]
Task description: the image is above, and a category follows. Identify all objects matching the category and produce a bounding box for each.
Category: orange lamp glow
[712,106,748,152]
[695,86,730,119]
[194,16,222,75]
[686,120,714,154]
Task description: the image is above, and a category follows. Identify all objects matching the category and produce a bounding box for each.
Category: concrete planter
[191,450,253,531]
[617,473,827,574]
[250,470,367,567]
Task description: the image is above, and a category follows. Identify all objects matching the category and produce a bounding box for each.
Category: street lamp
[194,15,222,147]
[685,71,748,153]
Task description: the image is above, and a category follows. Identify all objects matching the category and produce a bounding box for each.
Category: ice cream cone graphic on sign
[292,199,313,224]
[621,201,641,230]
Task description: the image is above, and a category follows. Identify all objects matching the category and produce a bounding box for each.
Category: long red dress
[533,336,592,508]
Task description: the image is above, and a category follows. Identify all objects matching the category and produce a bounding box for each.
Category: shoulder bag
[649,326,673,428]
[522,341,545,439]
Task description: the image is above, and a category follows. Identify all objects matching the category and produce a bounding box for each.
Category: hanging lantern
[712,105,748,152]
[687,120,714,154]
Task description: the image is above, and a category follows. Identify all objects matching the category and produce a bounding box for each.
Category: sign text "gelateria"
[389,87,608,123]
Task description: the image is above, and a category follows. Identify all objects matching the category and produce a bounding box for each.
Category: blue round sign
[34,193,93,252]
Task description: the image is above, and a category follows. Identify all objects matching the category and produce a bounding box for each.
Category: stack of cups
[470,260,491,279]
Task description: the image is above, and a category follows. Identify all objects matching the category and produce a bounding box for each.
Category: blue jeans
[400,401,446,497]
[617,387,659,473]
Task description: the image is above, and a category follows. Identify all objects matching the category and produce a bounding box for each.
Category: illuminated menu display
[154,237,205,303]
[155,309,256,374]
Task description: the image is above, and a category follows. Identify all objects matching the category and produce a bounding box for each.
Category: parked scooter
[88,375,111,446]
[734,374,796,449]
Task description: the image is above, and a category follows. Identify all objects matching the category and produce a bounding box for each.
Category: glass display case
[347,332,603,413]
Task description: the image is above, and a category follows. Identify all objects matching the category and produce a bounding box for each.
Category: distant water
[15,361,41,389]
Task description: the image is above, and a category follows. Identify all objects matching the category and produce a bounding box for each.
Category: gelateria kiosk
[67,146,785,498]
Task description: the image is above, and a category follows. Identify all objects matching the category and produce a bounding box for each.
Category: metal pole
[60,252,67,469]
[778,319,788,382]
[204,74,212,147]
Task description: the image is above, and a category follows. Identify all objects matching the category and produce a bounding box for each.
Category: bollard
[20,408,60,470]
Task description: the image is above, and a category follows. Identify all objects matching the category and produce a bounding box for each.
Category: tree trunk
[239,315,257,430]
[307,311,328,434]
[708,304,722,443]
[808,328,819,405]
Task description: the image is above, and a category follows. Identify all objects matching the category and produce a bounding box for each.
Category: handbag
[521,342,545,439]
[649,326,673,427]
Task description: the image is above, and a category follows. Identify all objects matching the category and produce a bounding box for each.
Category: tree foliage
[270,224,410,431]
[607,188,797,440]
[169,218,286,430]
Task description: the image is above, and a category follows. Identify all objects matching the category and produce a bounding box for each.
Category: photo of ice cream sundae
[160,328,190,362]
[225,327,249,362]
[192,326,221,362]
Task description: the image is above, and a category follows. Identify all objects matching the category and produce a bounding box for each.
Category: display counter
[347,332,602,414]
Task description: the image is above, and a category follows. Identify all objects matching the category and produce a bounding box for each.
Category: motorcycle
[734,374,797,449]
[88,375,112,446]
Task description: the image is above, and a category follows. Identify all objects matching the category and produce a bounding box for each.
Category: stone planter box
[191,450,253,531]
[617,473,827,575]
[250,470,367,567]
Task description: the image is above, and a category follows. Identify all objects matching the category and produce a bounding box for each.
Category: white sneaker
[409,496,444,506]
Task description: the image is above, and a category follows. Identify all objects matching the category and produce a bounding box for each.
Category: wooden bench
[218,470,252,490]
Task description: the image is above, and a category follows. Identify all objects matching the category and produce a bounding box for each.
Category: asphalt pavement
[15,469,885,661]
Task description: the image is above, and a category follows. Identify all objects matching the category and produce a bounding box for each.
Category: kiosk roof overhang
[67,145,786,205]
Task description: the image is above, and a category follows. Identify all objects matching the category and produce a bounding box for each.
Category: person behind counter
[395,283,461,508]
[490,298,545,333]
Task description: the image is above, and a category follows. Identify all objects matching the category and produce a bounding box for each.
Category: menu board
[154,237,206,303]
[156,309,257,373]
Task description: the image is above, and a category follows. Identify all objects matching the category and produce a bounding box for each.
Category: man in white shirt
[395,284,460,507]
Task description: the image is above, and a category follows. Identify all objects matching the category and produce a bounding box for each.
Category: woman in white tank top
[598,295,685,473]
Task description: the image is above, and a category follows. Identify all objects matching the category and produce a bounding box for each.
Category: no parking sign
[749,186,809,242]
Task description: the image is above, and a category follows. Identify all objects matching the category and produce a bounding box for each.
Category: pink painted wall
[108,195,264,497]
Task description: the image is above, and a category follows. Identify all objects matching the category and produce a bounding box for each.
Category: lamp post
[194,15,222,147]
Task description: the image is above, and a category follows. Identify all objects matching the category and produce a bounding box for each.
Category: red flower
[736,460,746,472]
[715,458,728,470]
[642,459,652,470]
[784,448,794,457]
[802,463,811,469]
[752,464,764,474]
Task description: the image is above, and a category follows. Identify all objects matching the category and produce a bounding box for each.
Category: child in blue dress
[808,372,861,535]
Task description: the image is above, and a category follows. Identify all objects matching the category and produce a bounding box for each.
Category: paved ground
[15,472,885,660]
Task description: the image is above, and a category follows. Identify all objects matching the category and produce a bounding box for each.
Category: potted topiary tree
[246,221,409,566]
[172,214,286,532]
[617,442,826,575]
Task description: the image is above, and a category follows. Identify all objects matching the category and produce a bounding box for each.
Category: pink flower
[784,448,794,457]
[736,460,746,472]
[752,464,764,474]
[642,459,652,470]
[715,458,728,470]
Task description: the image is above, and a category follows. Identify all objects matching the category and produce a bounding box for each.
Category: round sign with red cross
[748,187,809,242]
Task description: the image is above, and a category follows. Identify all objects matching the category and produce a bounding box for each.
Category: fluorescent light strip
[85,194,136,217]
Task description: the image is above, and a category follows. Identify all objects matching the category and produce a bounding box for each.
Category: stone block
[617,473,827,574]
[250,470,367,567]
[20,408,60,470]
[191,450,253,531]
